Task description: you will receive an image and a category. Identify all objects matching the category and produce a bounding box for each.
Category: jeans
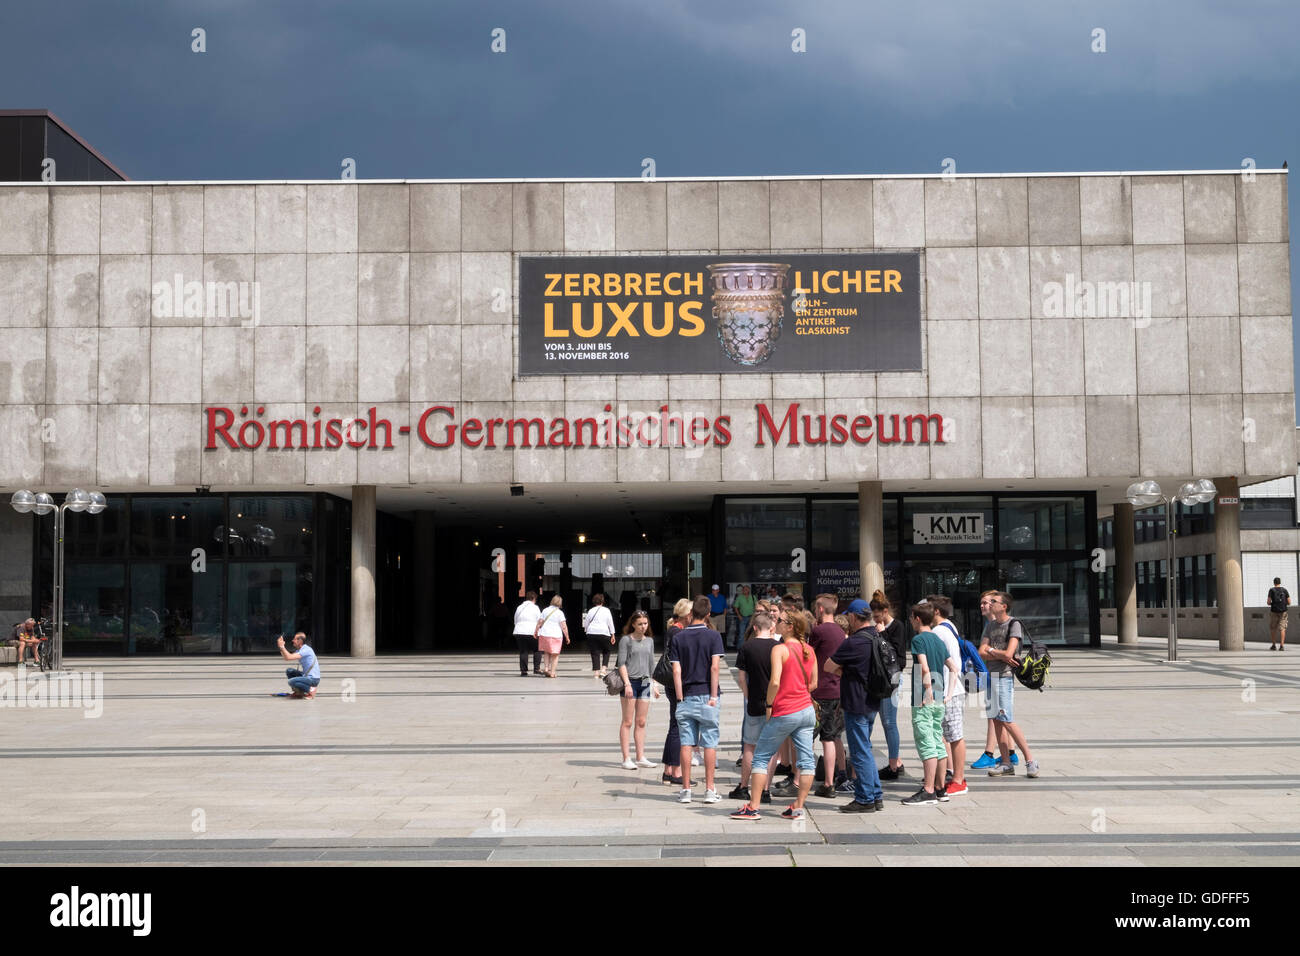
[286,668,320,694]
[751,705,816,773]
[844,710,883,804]
[514,634,541,674]
[586,635,612,671]
[661,690,681,767]
[877,693,901,761]
[676,694,721,749]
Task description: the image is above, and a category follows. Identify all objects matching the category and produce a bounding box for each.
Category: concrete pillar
[858,480,885,599]
[350,485,377,657]
[1215,476,1244,651]
[411,511,436,650]
[1114,503,1137,644]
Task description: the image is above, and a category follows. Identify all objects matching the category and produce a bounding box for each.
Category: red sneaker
[944,780,969,796]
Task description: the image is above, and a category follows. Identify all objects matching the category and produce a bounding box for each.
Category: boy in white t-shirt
[926,595,967,797]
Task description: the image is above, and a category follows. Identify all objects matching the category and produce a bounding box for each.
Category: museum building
[0,167,1292,654]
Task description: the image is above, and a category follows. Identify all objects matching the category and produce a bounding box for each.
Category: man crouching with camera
[277,632,320,699]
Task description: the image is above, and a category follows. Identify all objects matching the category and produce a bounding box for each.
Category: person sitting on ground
[277,632,320,699]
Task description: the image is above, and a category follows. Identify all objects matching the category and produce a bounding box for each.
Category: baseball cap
[846,598,871,617]
[711,584,720,590]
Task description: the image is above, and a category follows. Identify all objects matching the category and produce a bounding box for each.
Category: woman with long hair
[534,595,569,678]
[872,590,906,778]
[616,612,658,769]
[731,603,818,821]
[658,597,692,785]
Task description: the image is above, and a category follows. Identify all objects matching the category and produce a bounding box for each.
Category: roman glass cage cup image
[707,262,791,366]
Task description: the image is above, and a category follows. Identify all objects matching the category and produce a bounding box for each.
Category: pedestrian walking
[583,593,617,677]
[534,595,569,678]
[616,612,658,770]
[512,591,542,676]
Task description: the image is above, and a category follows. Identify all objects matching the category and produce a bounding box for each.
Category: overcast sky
[3,0,1296,401]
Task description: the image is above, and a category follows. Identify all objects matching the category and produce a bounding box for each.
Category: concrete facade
[0,172,1291,494]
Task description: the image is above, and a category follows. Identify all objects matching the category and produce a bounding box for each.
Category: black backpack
[1269,587,1289,614]
[1007,617,1051,691]
[864,628,902,703]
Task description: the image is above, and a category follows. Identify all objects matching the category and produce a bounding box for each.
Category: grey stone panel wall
[0,174,1292,491]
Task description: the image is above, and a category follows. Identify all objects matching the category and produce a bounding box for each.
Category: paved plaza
[2,637,1299,867]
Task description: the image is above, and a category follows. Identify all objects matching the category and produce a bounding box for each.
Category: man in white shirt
[926,595,967,797]
[513,591,543,676]
[582,593,617,677]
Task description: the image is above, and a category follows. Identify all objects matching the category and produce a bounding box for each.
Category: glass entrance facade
[715,492,1098,645]
[32,492,351,655]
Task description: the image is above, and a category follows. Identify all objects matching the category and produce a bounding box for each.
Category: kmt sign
[912,513,985,545]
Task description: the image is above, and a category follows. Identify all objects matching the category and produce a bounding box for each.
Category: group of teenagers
[598,587,1040,820]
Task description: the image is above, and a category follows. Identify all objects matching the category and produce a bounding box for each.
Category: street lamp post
[1124,479,1217,662]
[10,488,108,671]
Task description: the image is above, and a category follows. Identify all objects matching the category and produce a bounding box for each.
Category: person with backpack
[824,599,887,813]
[926,595,968,797]
[870,592,907,780]
[977,591,1039,778]
[1268,577,1290,650]
[971,590,1018,771]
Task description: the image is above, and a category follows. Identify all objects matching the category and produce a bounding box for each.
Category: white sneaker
[677,789,692,804]
[621,758,637,770]
[702,789,722,804]
[636,757,657,769]
[691,754,702,767]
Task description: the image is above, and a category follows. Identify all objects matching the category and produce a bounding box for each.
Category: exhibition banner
[518,253,921,375]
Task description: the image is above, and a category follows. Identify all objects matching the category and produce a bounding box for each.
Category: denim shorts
[675,694,721,749]
[628,678,651,701]
[741,710,766,746]
[986,673,1016,723]
[752,705,816,774]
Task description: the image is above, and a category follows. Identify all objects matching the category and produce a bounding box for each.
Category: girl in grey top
[617,612,659,770]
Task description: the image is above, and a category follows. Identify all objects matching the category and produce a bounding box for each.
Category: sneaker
[771,780,798,798]
[620,758,637,770]
[945,770,953,786]
[702,789,722,804]
[900,789,939,806]
[970,752,997,770]
[661,772,683,786]
[728,784,750,801]
[873,799,885,812]
[988,764,1015,777]
[676,789,692,804]
[839,800,877,813]
[1026,760,1040,778]
[760,789,773,805]
[781,805,805,820]
[878,765,906,780]
[936,788,950,803]
[636,757,658,769]
[1271,644,1277,650]
[730,804,761,821]
[944,780,969,796]
[775,763,793,777]
[834,777,856,794]
[1010,750,1020,766]
[691,754,702,767]
[814,784,837,798]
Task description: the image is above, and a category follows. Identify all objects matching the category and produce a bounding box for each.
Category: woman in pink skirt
[534,595,569,677]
